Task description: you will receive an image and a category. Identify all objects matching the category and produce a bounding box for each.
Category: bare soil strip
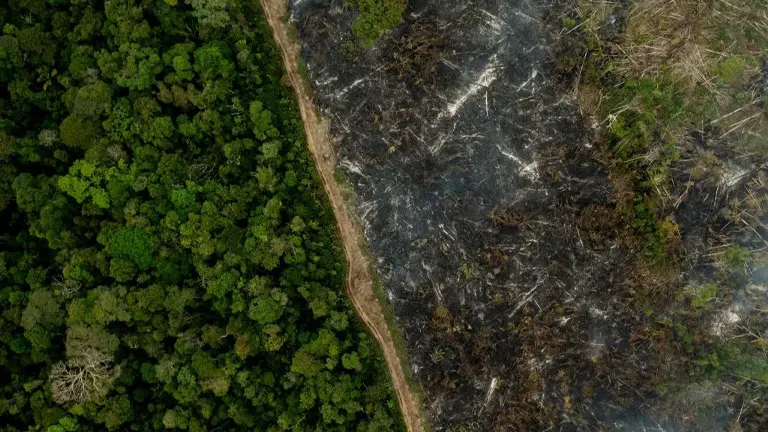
[259,1,425,431]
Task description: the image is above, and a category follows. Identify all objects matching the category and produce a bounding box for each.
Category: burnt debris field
[290,0,768,430]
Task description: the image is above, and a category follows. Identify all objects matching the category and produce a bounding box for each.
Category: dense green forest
[0,0,406,431]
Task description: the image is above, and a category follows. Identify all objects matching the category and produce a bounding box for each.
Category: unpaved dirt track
[259,1,425,431]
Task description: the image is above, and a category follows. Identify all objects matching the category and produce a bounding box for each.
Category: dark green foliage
[721,245,751,274]
[59,115,100,149]
[72,81,113,119]
[109,228,154,271]
[627,198,666,264]
[714,343,768,385]
[0,1,405,431]
[186,0,231,29]
[0,35,24,79]
[194,42,234,81]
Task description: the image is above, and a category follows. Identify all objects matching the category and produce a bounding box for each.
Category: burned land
[290,0,768,430]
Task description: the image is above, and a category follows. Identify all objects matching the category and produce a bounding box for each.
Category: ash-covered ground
[287,0,767,430]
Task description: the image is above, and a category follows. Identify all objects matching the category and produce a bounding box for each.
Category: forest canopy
[0,0,405,431]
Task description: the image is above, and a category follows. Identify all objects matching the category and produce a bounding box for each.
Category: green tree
[95,395,133,430]
[65,324,120,359]
[291,349,323,378]
[249,101,279,140]
[72,81,113,119]
[162,408,189,429]
[186,0,231,29]
[59,115,99,148]
[109,228,154,271]
[0,35,24,79]
[194,42,234,81]
[21,290,62,351]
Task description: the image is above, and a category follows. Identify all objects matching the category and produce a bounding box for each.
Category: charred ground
[288,0,767,430]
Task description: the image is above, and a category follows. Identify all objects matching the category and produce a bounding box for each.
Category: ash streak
[441,55,501,118]
[332,77,367,100]
[509,281,542,318]
[482,377,498,410]
[338,159,367,178]
[480,9,509,33]
[515,10,542,24]
[516,69,538,93]
[315,75,338,86]
[495,144,539,181]
[358,199,379,224]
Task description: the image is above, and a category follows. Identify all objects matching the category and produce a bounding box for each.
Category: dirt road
[259,1,425,431]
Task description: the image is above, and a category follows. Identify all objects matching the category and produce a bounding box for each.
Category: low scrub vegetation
[554,0,767,428]
[557,0,767,263]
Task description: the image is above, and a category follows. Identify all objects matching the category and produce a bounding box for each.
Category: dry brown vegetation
[576,0,768,158]
[554,0,768,267]
[550,0,768,428]
[384,18,447,87]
